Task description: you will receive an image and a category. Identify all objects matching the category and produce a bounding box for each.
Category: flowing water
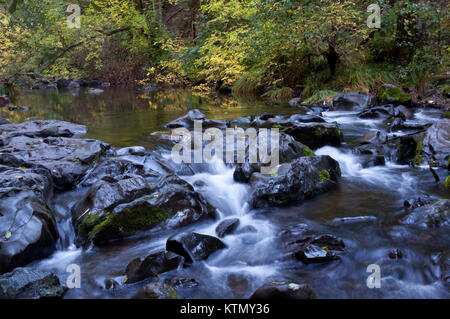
[1,88,449,299]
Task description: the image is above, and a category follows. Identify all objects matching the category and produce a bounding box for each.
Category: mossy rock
[445,176,450,190]
[378,84,412,105]
[441,112,450,119]
[413,140,425,166]
[319,170,331,182]
[302,147,316,157]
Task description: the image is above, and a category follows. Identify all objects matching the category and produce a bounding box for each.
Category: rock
[420,88,448,109]
[165,109,228,129]
[0,120,87,143]
[395,136,418,164]
[431,251,449,283]
[294,244,339,264]
[79,157,156,187]
[233,133,315,183]
[332,91,376,110]
[0,165,58,274]
[87,88,104,95]
[329,216,377,226]
[403,195,432,209]
[72,174,152,239]
[162,276,199,288]
[377,84,412,106]
[401,199,449,228]
[0,268,66,299]
[75,175,216,245]
[285,114,326,123]
[388,248,403,259]
[116,146,147,157]
[31,82,57,90]
[131,282,178,299]
[421,120,450,168]
[0,135,110,189]
[0,117,10,125]
[358,105,394,119]
[250,282,316,299]
[124,251,184,284]
[283,122,343,149]
[215,218,240,238]
[166,232,226,263]
[8,106,30,112]
[0,95,10,108]
[249,155,340,208]
[230,116,252,126]
[76,79,103,88]
[56,79,79,89]
[104,278,119,290]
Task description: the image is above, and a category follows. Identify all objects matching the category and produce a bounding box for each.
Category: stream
[1,87,449,299]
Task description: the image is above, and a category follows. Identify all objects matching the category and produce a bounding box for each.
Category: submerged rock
[131,281,178,299]
[0,165,58,274]
[250,282,316,299]
[249,155,340,208]
[332,91,376,110]
[401,199,449,228]
[166,232,226,263]
[215,218,240,238]
[124,251,184,284]
[0,268,66,299]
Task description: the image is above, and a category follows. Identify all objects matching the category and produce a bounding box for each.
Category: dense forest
[0,0,448,100]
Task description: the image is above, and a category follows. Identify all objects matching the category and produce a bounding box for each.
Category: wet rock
[230,116,252,126]
[116,146,147,157]
[388,248,403,259]
[31,82,57,90]
[329,216,377,226]
[162,276,199,288]
[358,105,394,119]
[76,78,103,88]
[215,218,240,238]
[403,195,432,209]
[332,92,376,110]
[377,84,413,106]
[249,155,340,208]
[227,274,249,298]
[165,109,228,129]
[166,232,226,263]
[8,106,30,112]
[421,120,450,168]
[79,158,156,187]
[294,244,339,264]
[75,175,216,245]
[104,278,120,290]
[0,165,58,274]
[0,268,66,299]
[431,251,449,283]
[395,136,418,164]
[286,114,326,123]
[72,174,151,238]
[283,122,343,149]
[233,133,314,183]
[0,117,10,125]
[288,97,302,107]
[56,79,80,90]
[401,199,449,228]
[124,251,184,284]
[420,88,448,109]
[250,282,316,299]
[0,120,87,143]
[131,282,178,299]
[0,135,110,189]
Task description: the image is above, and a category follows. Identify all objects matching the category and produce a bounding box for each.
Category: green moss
[414,140,424,166]
[444,176,450,190]
[302,147,316,157]
[87,205,171,242]
[442,112,450,119]
[319,170,330,182]
[378,85,412,103]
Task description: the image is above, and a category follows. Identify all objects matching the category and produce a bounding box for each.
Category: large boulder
[0,268,66,299]
[166,232,226,263]
[421,120,450,168]
[233,133,315,183]
[165,109,228,129]
[400,199,449,228]
[377,84,413,106]
[332,91,376,110]
[248,155,340,208]
[0,120,87,143]
[250,282,316,299]
[74,175,216,245]
[0,135,110,189]
[0,165,58,274]
[124,250,184,284]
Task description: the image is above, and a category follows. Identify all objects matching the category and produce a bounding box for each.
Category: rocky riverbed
[0,87,449,299]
